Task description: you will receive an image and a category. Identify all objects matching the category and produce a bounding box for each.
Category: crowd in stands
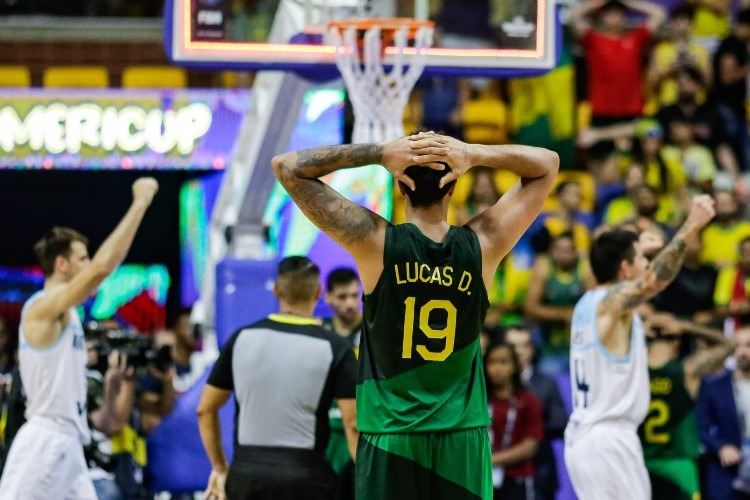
[5,0,750,498]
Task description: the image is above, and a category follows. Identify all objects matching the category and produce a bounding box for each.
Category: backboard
[165,0,560,78]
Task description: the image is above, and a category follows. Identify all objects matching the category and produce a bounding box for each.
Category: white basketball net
[330,23,433,143]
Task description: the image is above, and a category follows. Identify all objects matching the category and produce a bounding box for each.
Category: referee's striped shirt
[207,314,357,452]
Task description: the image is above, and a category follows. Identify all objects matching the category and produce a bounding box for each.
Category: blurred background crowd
[3,0,750,498]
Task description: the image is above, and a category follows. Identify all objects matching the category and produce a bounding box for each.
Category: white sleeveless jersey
[566,288,650,439]
[19,291,91,444]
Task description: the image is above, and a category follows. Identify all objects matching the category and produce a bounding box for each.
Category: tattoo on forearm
[602,235,688,311]
[296,144,383,178]
[651,236,687,283]
[276,162,381,246]
[603,281,647,310]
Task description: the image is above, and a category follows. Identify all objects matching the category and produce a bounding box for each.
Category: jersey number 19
[401,297,457,362]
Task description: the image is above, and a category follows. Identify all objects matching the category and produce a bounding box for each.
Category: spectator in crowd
[485,254,534,329]
[689,0,732,52]
[711,9,750,172]
[647,5,712,110]
[698,326,750,500]
[604,164,677,227]
[582,119,690,224]
[0,178,158,499]
[569,0,666,131]
[640,313,733,500]
[656,66,740,181]
[504,324,568,500]
[532,181,594,255]
[485,341,544,500]
[714,237,750,328]
[701,189,750,268]
[171,311,196,379]
[662,114,719,194]
[623,184,677,238]
[322,266,362,500]
[652,231,719,324]
[456,167,502,226]
[524,232,595,374]
[197,256,358,500]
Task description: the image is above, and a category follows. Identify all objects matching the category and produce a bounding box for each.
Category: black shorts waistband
[232,445,326,466]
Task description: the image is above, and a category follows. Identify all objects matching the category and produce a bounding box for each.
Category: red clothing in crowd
[581,26,652,117]
[490,389,544,479]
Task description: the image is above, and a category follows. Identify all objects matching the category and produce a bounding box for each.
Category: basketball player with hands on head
[564,194,715,500]
[273,132,559,499]
[0,178,158,500]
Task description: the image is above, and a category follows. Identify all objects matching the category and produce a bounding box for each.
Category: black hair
[738,8,750,26]
[600,0,628,14]
[326,267,359,292]
[675,65,704,87]
[590,230,639,284]
[484,341,523,396]
[671,4,695,20]
[400,163,456,208]
[276,256,321,304]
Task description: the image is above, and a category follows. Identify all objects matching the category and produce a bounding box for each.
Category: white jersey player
[0,178,158,500]
[564,195,715,500]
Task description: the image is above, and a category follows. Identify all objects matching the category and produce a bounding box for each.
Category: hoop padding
[329,21,433,144]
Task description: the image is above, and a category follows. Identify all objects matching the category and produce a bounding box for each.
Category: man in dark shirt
[197,256,358,500]
[652,232,718,324]
[711,9,750,171]
[657,66,739,177]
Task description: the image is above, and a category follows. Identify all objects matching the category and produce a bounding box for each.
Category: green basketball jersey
[357,223,490,434]
[638,359,700,460]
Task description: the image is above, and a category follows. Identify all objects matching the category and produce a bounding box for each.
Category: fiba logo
[197,10,223,26]
[501,15,536,39]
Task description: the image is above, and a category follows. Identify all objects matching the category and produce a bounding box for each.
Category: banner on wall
[0,88,250,170]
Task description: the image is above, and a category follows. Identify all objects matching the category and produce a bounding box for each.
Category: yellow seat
[0,66,31,87]
[43,66,109,88]
[122,66,188,88]
[462,97,508,145]
[543,170,596,212]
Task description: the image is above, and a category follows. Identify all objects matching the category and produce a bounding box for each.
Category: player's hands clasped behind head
[132,177,159,207]
[381,134,447,191]
[408,133,472,188]
[684,195,715,232]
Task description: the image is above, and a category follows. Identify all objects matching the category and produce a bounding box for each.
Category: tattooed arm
[272,138,440,292]
[597,196,715,355]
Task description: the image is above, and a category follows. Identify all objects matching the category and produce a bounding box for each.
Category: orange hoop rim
[328,17,434,38]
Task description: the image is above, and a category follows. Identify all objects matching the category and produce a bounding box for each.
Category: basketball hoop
[328,18,434,144]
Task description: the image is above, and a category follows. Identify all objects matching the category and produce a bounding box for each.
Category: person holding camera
[0,177,158,499]
[137,328,177,435]
[86,348,138,500]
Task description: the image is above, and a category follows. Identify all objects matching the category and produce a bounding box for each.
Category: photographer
[86,345,138,500]
[137,329,177,435]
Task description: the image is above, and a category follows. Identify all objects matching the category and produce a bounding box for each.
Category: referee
[198,256,358,500]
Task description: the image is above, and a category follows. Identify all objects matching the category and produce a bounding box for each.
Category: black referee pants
[226,445,336,500]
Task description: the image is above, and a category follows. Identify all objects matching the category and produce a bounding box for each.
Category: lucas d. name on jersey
[392,262,475,296]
